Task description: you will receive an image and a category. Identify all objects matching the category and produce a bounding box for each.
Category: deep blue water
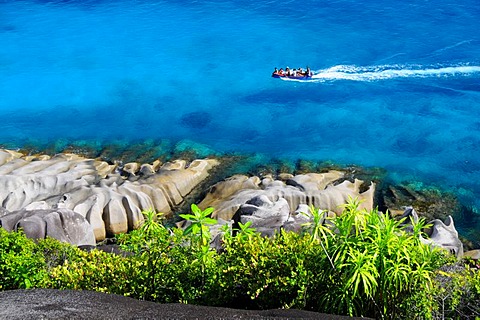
[1,1,480,217]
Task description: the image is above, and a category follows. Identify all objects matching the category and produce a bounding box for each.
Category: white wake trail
[308,64,480,82]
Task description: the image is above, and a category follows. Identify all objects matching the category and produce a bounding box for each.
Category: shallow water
[1,0,480,223]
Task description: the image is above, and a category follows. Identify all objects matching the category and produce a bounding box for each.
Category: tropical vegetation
[0,199,479,319]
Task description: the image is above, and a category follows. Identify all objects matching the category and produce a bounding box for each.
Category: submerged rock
[380,182,460,221]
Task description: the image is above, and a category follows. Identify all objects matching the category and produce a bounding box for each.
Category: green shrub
[430,260,480,319]
[216,229,313,309]
[35,236,80,271]
[47,247,131,295]
[179,204,217,249]
[211,198,445,317]
[1,201,475,320]
[0,228,48,289]
[116,205,219,304]
[302,198,447,319]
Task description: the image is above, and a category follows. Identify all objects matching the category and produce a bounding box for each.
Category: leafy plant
[178,204,219,301]
[233,221,256,242]
[217,229,313,309]
[116,208,172,300]
[301,205,335,268]
[0,228,48,289]
[311,197,444,319]
[140,208,165,236]
[179,204,217,248]
[48,248,131,295]
[429,260,480,319]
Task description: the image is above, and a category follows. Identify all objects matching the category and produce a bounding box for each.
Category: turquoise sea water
[1,1,480,219]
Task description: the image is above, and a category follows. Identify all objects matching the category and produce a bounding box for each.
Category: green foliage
[179,204,217,248]
[0,228,48,289]
[139,208,165,236]
[233,221,256,242]
[117,208,169,254]
[307,197,445,319]
[116,208,177,301]
[301,205,331,243]
[48,248,131,295]
[116,206,219,304]
[1,202,477,319]
[217,229,313,309]
[429,260,480,319]
[35,237,79,271]
[176,204,219,303]
[301,205,335,268]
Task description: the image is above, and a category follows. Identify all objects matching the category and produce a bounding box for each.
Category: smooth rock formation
[235,196,290,236]
[0,149,218,242]
[400,207,464,257]
[0,208,95,246]
[463,249,480,260]
[199,175,262,220]
[422,216,464,257]
[199,171,375,235]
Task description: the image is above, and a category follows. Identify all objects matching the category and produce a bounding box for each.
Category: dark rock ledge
[0,289,369,320]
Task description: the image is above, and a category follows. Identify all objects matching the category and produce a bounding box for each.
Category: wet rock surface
[380,182,461,220]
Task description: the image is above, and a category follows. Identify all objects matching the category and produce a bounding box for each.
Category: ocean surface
[1,0,480,232]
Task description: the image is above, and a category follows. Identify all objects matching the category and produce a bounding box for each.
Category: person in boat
[298,67,304,76]
[278,68,284,75]
[306,67,312,77]
[285,67,291,76]
[272,67,279,76]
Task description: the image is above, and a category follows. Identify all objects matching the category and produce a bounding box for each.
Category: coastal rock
[282,204,315,233]
[421,216,464,257]
[286,171,344,191]
[139,163,156,176]
[122,162,140,176]
[463,249,480,260]
[0,149,23,166]
[234,197,290,236]
[199,171,375,235]
[381,183,460,220]
[400,207,464,257]
[199,175,262,219]
[0,149,218,242]
[0,208,95,246]
[0,289,367,320]
[0,207,9,217]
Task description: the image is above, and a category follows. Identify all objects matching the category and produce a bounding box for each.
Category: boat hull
[272,74,313,80]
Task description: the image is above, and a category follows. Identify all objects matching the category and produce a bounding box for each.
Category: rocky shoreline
[0,148,477,256]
